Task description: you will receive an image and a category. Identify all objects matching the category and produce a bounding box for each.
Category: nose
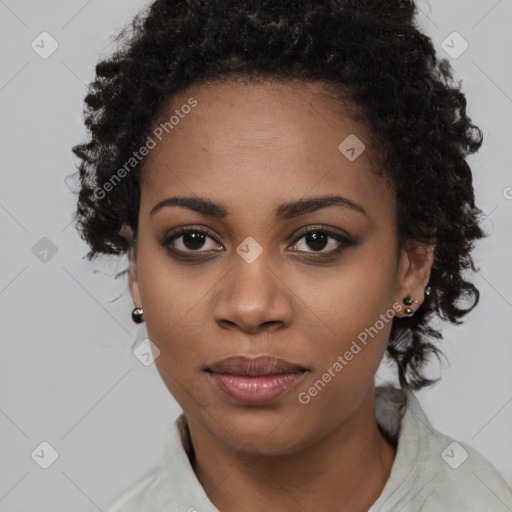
[212,254,294,334]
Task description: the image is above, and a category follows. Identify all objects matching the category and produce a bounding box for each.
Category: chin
[202,404,316,455]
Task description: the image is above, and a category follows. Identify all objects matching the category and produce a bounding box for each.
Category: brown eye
[162,228,222,254]
[298,232,330,251]
[289,227,356,256]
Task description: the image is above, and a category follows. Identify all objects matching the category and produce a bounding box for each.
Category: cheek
[137,234,193,321]
[301,243,398,381]
[135,239,223,375]
[294,273,397,426]
[315,249,397,334]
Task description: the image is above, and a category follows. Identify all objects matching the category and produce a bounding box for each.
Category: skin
[125,79,434,512]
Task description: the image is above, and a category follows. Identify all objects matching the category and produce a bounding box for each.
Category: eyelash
[161,225,357,262]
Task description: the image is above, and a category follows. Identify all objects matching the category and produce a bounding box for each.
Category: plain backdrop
[0,0,511,510]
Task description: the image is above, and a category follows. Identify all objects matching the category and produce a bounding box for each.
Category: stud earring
[132,307,144,324]
[402,295,416,316]
[425,285,431,296]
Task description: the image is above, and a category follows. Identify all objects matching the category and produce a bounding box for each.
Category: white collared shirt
[103,387,512,511]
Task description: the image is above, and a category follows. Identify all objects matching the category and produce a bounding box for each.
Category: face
[127,79,433,455]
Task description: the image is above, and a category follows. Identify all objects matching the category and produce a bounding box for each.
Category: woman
[71,0,512,510]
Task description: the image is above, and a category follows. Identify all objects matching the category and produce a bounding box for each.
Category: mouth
[205,355,307,376]
[205,355,308,405]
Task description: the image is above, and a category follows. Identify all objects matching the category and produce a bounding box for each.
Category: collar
[159,386,431,512]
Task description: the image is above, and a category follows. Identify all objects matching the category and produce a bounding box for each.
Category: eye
[162,227,222,254]
[161,225,357,261]
[288,226,356,256]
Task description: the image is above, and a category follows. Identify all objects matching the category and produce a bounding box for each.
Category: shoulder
[418,430,512,511]
[373,387,512,511]
[103,464,166,512]
[101,413,214,512]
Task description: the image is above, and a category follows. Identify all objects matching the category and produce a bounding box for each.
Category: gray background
[0,0,511,510]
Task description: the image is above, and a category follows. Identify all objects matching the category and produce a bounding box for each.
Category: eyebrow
[149,194,369,220]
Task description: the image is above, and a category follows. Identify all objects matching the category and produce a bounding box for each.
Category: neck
[187,387,397,512]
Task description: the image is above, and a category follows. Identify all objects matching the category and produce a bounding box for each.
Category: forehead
[139,79,394,224]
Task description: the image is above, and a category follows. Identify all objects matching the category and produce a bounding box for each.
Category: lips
[206,355,306,376]
[205,355,307,405]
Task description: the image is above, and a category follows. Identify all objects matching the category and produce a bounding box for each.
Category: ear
[121,224,142,307]
[395,239,435,318]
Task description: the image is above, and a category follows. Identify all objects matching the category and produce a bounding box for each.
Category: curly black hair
[71,0,486,390]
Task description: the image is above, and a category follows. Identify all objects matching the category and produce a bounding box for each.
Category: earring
[132,307,144,324]
[425,285,431,296]
[402,295,415,316]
